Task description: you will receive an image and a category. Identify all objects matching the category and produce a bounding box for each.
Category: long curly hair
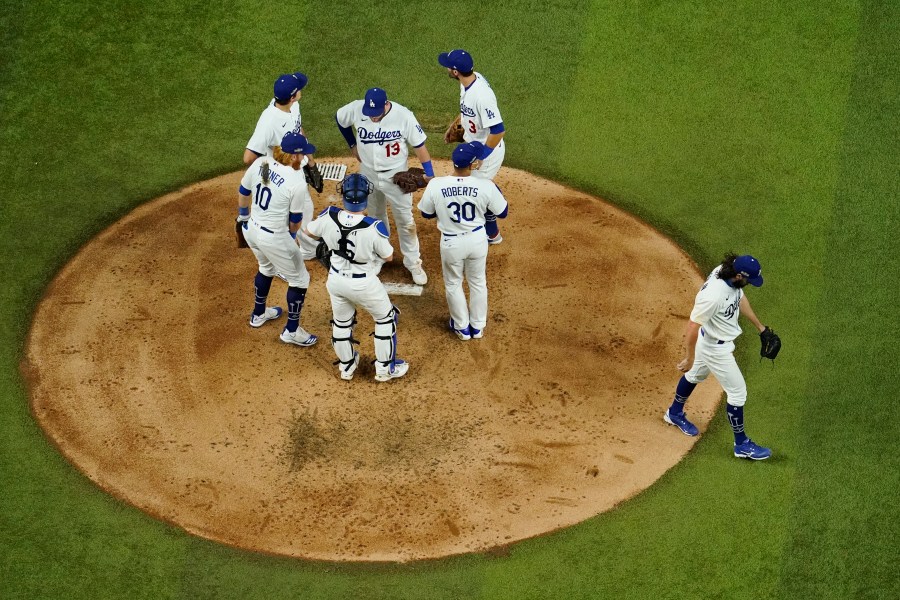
[716,253,739,280]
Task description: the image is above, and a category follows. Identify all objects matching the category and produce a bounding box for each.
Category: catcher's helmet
[337,173,373,211]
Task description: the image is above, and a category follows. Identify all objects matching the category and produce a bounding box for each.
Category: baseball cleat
[249,306,283,328]
[408,261,428,285]
[279,327,318,347]
[664,409,699,436]
[488,234,503,245]
[733,439,772,460]
[339,352,361,381]
[448,318,471,341]
[469,326,483,339]
[375,359,409,382]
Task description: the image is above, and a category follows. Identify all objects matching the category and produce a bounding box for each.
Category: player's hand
[471,159,483,171]
[677,356,693,372]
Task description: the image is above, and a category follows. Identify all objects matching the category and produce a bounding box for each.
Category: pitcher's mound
[24,160,719,562]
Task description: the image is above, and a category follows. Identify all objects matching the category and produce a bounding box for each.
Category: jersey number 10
[254,184,272,211]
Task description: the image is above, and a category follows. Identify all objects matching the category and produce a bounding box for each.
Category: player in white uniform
[244,72,321,262]
[243,72,308,165]
[418,142,509,340]
[663,254,773,460]
[237,132,318,347]
[306,174,409,382]
[438,49,507,244]
[335,88,433,285]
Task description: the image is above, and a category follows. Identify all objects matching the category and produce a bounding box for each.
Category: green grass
[2,0,898,598]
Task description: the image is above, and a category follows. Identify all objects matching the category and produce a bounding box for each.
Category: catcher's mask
[337,173,373,211]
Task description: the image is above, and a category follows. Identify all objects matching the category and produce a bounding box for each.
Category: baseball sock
[253,272,273,316]
[285,287,307,333]
[726,404,748,445]
[484,214,499,239]
[668,376,697,415]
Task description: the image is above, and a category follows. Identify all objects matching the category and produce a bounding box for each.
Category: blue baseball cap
[734,255,764,286]
[438,49,474,72]
[452,141,485,168]
[362,87,388,117]
[273,72,308,102]
[280,132,316,155]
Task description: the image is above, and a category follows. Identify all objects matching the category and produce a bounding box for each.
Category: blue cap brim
[438,52,453,68]
[749,274,763,287]
[302,143,316,155]
[361,103,385,117]
[293,72,308,90]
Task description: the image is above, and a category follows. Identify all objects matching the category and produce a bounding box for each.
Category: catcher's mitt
[303,163,324,193]
[315,240,331,270]
[444,117,465,144]
[760,326,781,360]
[235,218,249,248]
[392,167,427,193]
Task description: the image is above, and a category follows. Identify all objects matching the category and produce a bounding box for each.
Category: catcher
[661,254,781,460]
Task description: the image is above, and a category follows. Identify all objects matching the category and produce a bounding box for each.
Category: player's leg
[706,345,771,459]
[464,236,490,336]
[326,278,360,380]
[383,181,425,282]
[266,233,317,346]
[361,278,408,381]
[471,141,505,243]
[246,227,283,327]
[663,338,711,436]
[440,238,470,339]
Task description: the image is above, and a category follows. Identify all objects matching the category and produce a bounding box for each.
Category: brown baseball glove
[392,167,428,193]
[235,218,249,248]
[444,117,465,144]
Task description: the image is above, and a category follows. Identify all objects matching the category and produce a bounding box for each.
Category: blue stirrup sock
[726,404,748,445]
[253,272,274,316]
[285,287,307,333]
[669,376,697,415]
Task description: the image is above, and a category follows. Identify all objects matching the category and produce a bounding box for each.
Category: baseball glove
[303,163,324,193]
[315,240,331,270]
[392,167,428,193]
[760,326,782,360]
[235,218,249,248]
[444,117,465,144]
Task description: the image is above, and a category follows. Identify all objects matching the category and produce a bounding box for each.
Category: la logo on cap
[369,100,375,107]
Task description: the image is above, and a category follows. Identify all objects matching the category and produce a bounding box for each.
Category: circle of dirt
[24,159,720,562]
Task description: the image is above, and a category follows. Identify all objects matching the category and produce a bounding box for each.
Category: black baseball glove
[315,240,331,270]
[392,167,427,193]
[760,326,781,360]
[235,218,249,248]
[303,163,324,193]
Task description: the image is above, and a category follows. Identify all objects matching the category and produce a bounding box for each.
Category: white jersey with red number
[246,100,302,158]
[459,72,503,144]
[335,100,426,171]
[689,266,744,342]
[240,156,312,232]
[418,176,508,235]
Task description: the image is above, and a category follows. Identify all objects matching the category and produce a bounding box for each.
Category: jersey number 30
[254,184,272,210]
[448,201,476,223]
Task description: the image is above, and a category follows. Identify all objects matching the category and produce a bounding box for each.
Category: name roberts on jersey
[418,177,508,236]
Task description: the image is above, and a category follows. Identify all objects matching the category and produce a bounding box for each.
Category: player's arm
[677,320,702,373]
[417,185,437,219]
[244,113,270,164]
[237,184,252,217]
[739,294,766,334]
[487,184,509,219]
[412,143,435,179]
[288,185,310,239]
[243,148,263,165]
[335,103,360,160]
[374,221,394,262]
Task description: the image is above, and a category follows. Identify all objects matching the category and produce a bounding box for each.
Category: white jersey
[307,207,393,276]
[335,100,426,171]
[418,176,508,235]
[690,266,744,342]
[240,156,313,233]
[459,72,503,144]
[246,100,302,158]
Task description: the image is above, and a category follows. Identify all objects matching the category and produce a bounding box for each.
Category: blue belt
[443,225,484,237]
[249,219,274,234]
[700,328,726,344]
[331,267,367,278]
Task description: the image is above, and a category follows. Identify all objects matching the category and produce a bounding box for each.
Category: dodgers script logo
[357,127,402,145]
[723,293,741,319]
[460,103,477,118]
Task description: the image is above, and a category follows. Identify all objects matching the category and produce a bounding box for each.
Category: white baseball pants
[685,331,747,406]
[471,139,505,180]
[359,163,422,269]
[440,229,489,330]
[244,219,310,288]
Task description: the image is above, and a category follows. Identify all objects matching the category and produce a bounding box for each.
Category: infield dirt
[24,159,720,562]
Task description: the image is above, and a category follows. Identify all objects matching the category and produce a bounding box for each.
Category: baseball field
[2,1,897,598]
